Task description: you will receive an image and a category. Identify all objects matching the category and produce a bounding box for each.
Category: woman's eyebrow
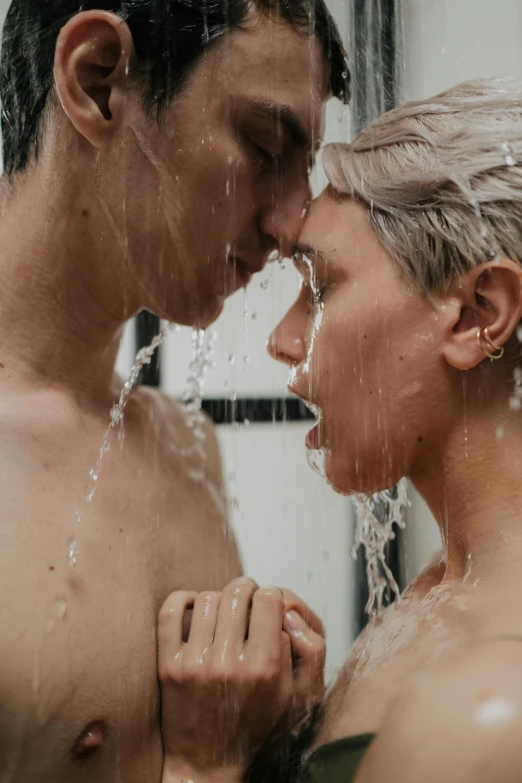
[293,243,333,268]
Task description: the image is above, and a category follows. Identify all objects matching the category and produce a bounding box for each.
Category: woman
[158,77,522,783]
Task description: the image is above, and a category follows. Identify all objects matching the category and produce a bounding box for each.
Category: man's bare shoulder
[130,385,223,481]
[356,636,522,783]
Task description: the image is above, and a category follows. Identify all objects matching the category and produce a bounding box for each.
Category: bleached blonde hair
[323,77,522,293]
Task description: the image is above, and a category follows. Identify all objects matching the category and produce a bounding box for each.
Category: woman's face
[269,189,451,495]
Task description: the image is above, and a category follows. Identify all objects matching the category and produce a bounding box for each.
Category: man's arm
[356,637,522,783]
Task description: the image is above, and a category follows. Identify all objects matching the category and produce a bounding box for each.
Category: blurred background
[1,0,521,680]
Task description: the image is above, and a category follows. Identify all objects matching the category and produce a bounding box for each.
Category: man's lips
[228,256,266,288]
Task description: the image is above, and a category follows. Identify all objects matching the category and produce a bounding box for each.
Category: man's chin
[161,294,226,330]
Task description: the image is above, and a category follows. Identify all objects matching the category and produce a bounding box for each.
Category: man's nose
[268,315,306,367]
[260,176,311,259]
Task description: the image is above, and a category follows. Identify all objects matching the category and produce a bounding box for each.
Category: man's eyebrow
[248,100,316,151]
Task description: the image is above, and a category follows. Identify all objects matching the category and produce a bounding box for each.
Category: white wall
[398,0,522,579]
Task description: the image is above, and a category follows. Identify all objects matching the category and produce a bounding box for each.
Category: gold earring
[477,326,504,360]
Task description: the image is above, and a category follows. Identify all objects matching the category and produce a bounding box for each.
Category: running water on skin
[68,325,171,566]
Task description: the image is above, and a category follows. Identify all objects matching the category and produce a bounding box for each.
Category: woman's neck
[411,393,522,584]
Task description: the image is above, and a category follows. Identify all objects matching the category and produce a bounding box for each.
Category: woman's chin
[324,453,402,497]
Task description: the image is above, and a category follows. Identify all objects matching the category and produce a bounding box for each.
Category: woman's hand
[281,588,326,728]
[159,578,294,782]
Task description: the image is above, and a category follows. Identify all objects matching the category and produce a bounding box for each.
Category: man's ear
[440,258,522,371]
[54,11,134,149]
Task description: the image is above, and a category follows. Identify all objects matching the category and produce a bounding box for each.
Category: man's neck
[0,168,135,407]
[412,395,522,585]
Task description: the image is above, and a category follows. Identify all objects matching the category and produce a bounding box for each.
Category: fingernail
[285,610,303,629]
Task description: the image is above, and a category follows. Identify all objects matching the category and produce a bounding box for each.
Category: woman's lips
[306,420,321,449]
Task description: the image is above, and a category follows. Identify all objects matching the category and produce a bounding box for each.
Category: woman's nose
[268,318,305,366]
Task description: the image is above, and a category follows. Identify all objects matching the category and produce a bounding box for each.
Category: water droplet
[68,537,79,567]
[260,279,270,290]
[502,142,516,166]
[228,354,236,366]
[252,311,259,321]
[267,249,279,263]
[243,355,250,364]
[496,426,505,440]
[53,598,67,620]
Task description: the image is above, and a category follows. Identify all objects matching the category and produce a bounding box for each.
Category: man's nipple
[72,720,108,760]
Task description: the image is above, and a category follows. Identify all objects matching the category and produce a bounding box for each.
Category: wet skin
[268,189,522,778]
[0,9,327,783]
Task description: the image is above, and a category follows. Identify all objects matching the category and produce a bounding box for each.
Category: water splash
[307,447,328,479]
[352,478,410,617]
[69,325,170,566]
[180,328,217,461]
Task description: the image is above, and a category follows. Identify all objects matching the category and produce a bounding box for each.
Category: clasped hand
[159,578,326,782]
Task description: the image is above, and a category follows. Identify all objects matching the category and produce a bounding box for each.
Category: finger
[284,611,326,718]
[186,591,221,654]
[157,591,198,673]
[281,590,325,637]
[279,630,294,704]
[214,577,258,654]
[283,609,326,667]
[247,587,285,658]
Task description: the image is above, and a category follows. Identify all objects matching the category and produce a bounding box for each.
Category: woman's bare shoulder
[355,635,522,783]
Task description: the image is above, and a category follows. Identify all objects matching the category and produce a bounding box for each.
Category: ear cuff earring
[477,326,504,360]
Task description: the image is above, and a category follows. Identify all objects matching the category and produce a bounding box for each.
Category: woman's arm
[158,578,326,783]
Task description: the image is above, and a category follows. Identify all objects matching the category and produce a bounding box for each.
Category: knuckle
[158,654,182,683]
[256,587,284,607]
[223,578,256,600]
[159,591,194,622]
[249,655,280,684]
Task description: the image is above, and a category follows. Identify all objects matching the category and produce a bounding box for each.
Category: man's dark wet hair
[0,0,350,176]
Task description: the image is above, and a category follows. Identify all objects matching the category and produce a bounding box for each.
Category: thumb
[283,609,326,717]
[283,610,326,664]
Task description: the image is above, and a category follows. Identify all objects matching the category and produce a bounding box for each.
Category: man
[0,0,349,780]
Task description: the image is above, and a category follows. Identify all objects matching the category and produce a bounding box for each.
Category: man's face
[120,13,328,326]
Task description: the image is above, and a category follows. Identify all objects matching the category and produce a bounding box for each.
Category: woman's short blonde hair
[323,77,522,293]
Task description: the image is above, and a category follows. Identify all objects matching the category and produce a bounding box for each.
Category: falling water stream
[68,325,215,567]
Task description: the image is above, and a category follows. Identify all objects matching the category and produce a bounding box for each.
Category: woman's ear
[54,11,134,150]
[441,258,522,371]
